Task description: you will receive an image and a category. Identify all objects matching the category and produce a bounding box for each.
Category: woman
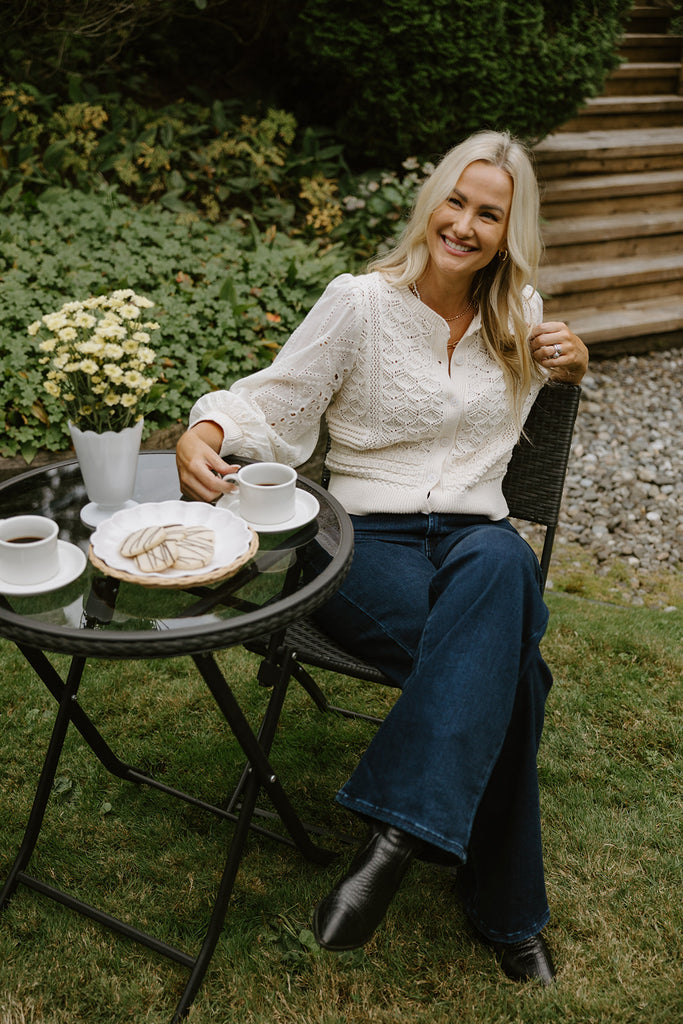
[177,130,588,984]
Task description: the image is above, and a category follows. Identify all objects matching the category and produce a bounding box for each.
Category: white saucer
[0,540,87,596]
[80,499,138,529]
[217,489,320,533]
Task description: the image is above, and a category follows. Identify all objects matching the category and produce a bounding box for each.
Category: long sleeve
[189,274,363,465]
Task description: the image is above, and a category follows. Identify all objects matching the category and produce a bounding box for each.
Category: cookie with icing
[173,528,215,570]
[134,539,179,574]
[120,526,169,559]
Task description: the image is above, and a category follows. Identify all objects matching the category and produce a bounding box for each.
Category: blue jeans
[311,513,553,943]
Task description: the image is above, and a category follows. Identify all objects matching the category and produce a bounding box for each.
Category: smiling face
[424,160,513,292]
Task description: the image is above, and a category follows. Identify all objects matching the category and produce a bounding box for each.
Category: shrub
[0,188,350,461]
[1,1,634,171]
[0,81,347,229]
[286,0,634,164]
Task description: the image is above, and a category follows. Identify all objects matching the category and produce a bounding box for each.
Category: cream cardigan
[189,272,545,519]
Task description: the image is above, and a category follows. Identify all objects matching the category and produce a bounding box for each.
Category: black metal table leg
[193,651,335,866]
[0,654,86,909]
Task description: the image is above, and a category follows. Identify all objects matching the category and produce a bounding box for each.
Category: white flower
[58,327,78,341]
[102,342,125,359]
[104,363,125,383]
[96,322,127,341]
[78,359,99,375]
[123,370,145,389]
[73,312,97,329]
[28,321,42,336]
[76,339,105,355]
[343,196,366,211]
[43,312,68,331]
[118,304,140,320]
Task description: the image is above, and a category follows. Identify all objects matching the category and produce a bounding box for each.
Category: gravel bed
[550,348,682,581]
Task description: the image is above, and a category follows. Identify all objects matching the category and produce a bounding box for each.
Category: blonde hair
[369,130,544,427]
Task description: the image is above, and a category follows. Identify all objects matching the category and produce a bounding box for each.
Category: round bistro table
[0,452,354,1022]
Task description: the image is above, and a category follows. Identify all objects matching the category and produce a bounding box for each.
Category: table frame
[0,458,353,1021]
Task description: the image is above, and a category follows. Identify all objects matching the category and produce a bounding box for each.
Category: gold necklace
[412,282,474,322]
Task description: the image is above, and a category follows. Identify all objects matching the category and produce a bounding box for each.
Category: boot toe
[495,933,556,985]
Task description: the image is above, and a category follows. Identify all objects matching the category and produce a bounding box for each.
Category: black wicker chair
[245,381,581,725]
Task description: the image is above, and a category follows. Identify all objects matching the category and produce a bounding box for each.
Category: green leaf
[1,110,17,141]
[42,139,70,173]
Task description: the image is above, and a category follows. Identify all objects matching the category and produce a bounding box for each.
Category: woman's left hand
[529,322,589,384]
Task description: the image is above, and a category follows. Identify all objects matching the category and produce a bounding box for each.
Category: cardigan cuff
[191,412,244,456]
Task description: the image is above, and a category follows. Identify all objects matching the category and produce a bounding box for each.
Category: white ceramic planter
[69,418,144,527]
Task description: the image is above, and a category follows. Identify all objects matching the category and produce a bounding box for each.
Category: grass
[0,563,681,1024]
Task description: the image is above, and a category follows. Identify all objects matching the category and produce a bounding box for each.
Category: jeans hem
[336,790,467,862]
[462,903,551,945]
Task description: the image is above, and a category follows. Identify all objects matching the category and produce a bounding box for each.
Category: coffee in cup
[222,462,297,525]
[0,515,60,585]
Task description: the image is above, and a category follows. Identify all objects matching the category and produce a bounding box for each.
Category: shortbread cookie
[120,526,169,558]
[134,539,179,574]
[173,528,215,570]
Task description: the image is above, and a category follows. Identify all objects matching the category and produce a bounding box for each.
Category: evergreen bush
[1,1,634,170]
[286,0,634,164]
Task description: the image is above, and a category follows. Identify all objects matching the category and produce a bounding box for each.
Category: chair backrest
[503,382,581,526]
[502,381,581,585]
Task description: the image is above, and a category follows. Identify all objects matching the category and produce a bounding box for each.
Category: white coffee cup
[0,515,60,585]
[223,462,297,525]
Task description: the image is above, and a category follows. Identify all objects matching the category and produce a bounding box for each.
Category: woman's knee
[440,523,541,584]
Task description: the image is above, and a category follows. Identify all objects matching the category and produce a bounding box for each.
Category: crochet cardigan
[189,272,545,520]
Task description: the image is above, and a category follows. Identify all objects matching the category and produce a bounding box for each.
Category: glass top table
[0,452,354,659]
[0,451,354,1022]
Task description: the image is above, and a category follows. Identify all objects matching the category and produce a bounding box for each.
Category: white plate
[0,540,87,596]
[90,500,254,580]
[217,489,320,533]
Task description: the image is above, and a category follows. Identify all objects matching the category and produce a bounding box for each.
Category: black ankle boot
[491,933,556,985]
[312,823,420,951]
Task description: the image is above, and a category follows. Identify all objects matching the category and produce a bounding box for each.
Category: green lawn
[0,571,681,1024]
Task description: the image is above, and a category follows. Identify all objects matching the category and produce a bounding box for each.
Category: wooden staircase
[534,2,683,356]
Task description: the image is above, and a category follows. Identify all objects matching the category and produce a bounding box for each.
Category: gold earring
[498,249,509,262]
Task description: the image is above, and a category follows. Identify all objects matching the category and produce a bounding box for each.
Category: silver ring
[553,344,562,358]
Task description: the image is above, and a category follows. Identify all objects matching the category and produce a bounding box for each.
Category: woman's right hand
[175,421,239,503]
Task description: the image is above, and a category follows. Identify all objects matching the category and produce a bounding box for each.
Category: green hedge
[0,188,350,460]
[287,0,634,163]
[1,1,634,168]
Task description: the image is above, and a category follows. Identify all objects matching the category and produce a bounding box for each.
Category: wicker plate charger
[88,528,259,589]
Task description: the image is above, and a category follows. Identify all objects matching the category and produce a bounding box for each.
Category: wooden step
[628,6,676,35]
[534,127,683,177]
[539,252,683,309]
[540,167,683,217]
[564,296,683,355]
[543,210,683,263]
[619,33,683,63]
[604,61,683,96]
[560,93,683,131]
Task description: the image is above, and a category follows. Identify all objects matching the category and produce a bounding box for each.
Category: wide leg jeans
[312,512,553,943]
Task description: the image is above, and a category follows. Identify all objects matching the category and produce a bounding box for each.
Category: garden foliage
[287,0,635,163]
[0,189,349,460]
[1,1,634,166]
[0,80,433,461]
